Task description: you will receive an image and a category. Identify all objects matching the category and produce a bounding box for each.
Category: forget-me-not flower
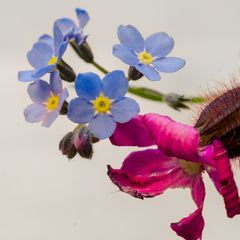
[113,25,185,81]
[24,71,69,127]
[54,8,89,46]
[18,25,68,82]
[67,70,140,139]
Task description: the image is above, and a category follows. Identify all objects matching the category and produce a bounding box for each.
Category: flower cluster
[18,6,240,240]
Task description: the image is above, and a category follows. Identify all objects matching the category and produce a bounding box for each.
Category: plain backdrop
[0,0,240,239]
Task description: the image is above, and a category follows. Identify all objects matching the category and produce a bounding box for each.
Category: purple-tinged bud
[195,86,240,158]
[59,132,77,159]
[59,126,99,160]
[73,127,96,159]
[128,66,143,81]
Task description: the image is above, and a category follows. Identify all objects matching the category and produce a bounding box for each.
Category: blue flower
[113,25,186,81]
[18,25,68,82]
[24,71,69,127]
[67,70,140,139]
[54,8,89,46]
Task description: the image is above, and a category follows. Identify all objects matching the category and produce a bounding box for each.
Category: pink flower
[108,113,240,240]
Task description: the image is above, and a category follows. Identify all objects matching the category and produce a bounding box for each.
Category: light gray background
[0,0,240,239]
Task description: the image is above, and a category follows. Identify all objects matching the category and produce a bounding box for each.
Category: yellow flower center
[47,95,59,110]
[139,51,153,64]
[179,160,202,176]
[48,55,58,65]
[93,94,112,113]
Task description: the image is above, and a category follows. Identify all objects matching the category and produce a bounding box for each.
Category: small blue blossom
[67,70,140,139]
[18,25,68,82]
[54,8,89,46]
[113,25,186,81]
[24,71,69,127]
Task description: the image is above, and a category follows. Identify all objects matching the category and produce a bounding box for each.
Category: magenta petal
[108,149,191,199]
[143,113,213,165]
[143,113,199,158]
[109,115,155,147]
[171,176,205,240]
[213,140,240,218]
[191,176,205,207]
[171,207,204,240]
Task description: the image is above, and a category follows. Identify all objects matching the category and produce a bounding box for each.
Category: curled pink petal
[213,140,240,218]
[142,113,214,166]
[110,115,155,147]
[108,149,192,199]
[171,207,204,240]
[172,177,205,240]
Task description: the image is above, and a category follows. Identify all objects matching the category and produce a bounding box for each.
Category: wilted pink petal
[108,149,193,199]
[171,207,204,240]
[171,177,205,240]
[110,115,155,147]
[213,140,240,218]
[191,176,205,207]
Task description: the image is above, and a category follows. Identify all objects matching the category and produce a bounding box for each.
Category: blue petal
[102,70,129,99]
[18,70,39,82]
[50,71,62,95]
[57,39,68,60]
[42,110,59,127]
[145,32,174,57]
[28,80,51,103]
[54,24,68,56]
[88,114,116,139]
[113,44,139,66]
[117,25,144,52]
[24,103,46,123]
[54,18,77,40]
[135,64,160,81]
[27,42,54,69]
[67,98,95,124]
[32,65,54,78]
[75,73,102,100]
[75,8,89,28]
[111,97,140,123]
[75,32,86,46]
[38,34,54,47]
[58,88,69,110]
[153,57,186,73]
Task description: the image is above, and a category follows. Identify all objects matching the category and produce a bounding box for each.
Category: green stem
[128,87,164,102]
[91,61,109,74]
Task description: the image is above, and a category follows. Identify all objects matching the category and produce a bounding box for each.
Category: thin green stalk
[91,61,109,74]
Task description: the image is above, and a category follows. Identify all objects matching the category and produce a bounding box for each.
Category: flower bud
[164,93,189,111]
[128,66,143,81]
[195,86,240,158]
[59,132,77,159]
[73,127,96,159]
[60,101,68,115]
[70,39,94,63]
[59,126,99,160]
[57,59,76,82]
